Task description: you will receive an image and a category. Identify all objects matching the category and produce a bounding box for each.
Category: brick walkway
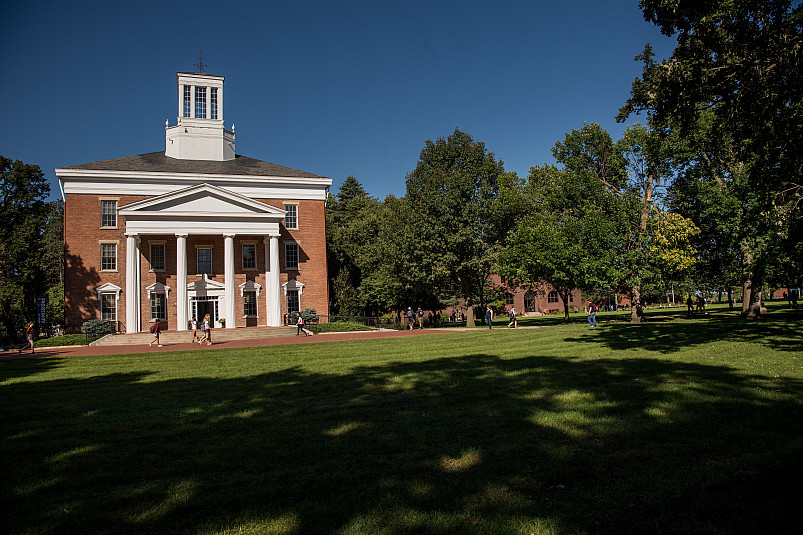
[1,328,459,359]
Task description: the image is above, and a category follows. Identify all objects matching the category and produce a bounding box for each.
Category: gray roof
[62,151,327,179]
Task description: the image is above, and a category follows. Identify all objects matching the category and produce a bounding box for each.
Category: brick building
[57,71,330,333]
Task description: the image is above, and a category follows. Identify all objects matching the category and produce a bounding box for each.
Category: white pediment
[96,282,122,297]
[119,183,286,217]
[187,274,226,291]
[118,183,286,236]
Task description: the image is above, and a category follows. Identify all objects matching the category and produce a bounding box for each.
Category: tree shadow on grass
[2,352,802,534]
[568,309,803,354]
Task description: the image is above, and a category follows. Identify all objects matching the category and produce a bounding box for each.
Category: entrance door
[193,297,218,325]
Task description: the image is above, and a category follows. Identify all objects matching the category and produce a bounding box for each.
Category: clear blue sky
[1,0,676,203]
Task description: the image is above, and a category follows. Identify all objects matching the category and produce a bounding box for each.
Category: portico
[119,183,286,333]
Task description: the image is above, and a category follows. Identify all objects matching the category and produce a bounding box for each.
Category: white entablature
[118,183,286,235]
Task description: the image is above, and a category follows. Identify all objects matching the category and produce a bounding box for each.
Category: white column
[176,234,188,331]
[224,234,236,328]
[125,234,141,333]
[265,235,282,327]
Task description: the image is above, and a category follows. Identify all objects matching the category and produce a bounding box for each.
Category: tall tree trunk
[631,285,645,323]
[562,292,570,322]
[740,246,764,319]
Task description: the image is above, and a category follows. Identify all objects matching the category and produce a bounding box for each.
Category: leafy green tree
[0,156,50,337]
[326,176,382,315]
[496,165,625,321]
[404,129,507,327]
[619,0,803,317]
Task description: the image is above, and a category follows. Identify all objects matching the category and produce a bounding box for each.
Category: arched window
[548,291,559,303]
[524,290,537,312]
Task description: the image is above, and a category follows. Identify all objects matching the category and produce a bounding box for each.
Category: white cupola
[165,72,235,161]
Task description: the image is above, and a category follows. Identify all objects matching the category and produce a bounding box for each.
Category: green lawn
[2,307,802,534]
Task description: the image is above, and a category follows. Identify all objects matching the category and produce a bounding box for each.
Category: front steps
[91,326,299,346]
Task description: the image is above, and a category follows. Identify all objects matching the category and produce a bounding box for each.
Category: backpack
[150,323,157,334]
[592,304,598,313]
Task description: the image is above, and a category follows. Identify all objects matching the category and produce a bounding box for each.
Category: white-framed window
[548,291,559,303]
[284,204,298,229]
[243,290,257,316]
[210,87,218,119]
[101,200,117,228]
[286,289,300,314]
[100,242,117,271]
[285,243,299,270]
[195,86,206,118]
[150,243,166,271]
[96,283,122,322]
[183,85,192,117]
[240,280,261,318]
[100,293,117,321]
[147,282,170,321]
[242,243,257,270]
[197,247,212,275]
[150,293,166,320]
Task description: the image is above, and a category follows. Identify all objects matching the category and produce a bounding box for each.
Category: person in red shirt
[20,322,35,354]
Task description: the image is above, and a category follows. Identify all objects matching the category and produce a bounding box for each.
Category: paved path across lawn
[2,326,541,359]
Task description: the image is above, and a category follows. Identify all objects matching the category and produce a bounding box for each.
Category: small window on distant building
[183,85,192,118]
[242,244,256,270]
[284,204,298,229]
[285,243,299,270]
[197,248,212,274]
[195,86,206,118]
[101,200,117,228]
[505,292,515,305]
[210,87,218,119]
[287,289,300,314]
[548,291,559,303]
[150,243,165,271]
[100,243,117,271]
[243,290,257,316]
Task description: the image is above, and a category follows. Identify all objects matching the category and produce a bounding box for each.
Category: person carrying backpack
[149,320,162,347]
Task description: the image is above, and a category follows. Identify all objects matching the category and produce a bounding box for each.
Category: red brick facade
[64,193,329,331]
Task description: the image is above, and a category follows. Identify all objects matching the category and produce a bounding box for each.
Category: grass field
[2,305,802,534]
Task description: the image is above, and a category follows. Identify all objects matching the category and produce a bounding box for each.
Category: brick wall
[65,193,329,332]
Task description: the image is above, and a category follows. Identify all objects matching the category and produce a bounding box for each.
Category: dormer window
[195,87,206,118]
[211,88,218,120]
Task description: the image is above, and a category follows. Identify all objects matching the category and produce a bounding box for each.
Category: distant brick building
[57,71,330,333]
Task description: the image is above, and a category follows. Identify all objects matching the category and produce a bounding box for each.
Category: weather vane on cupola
[194,50,207,73]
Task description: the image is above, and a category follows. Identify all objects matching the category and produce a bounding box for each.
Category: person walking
[686,295,694,317]
[199,314,212,345]
[20,321,35,353]
[417,307,424,330]
[507,307,517,328]
[485,306,493,329]
[406,307,414,330]
[586,300,597,328]
[296,313,309,336]
[149,320,162,347]
[189,316,199,343]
